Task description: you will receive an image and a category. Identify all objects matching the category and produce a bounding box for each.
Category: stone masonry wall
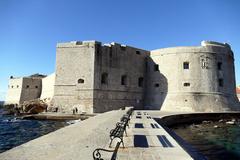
[5,77,42,105]
[147,41,239,112]
[93,42,149,112]
[52,41,96,113]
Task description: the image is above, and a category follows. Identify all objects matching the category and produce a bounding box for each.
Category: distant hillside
[0,101,4,107]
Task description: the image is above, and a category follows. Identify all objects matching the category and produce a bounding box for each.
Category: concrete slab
[0,109,194,160]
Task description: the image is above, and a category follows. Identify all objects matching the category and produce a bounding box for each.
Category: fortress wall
[147,41,239,112]
[40,73,55,103]
[5,78,23,105]
[93,43,150,112]
[52,41,96,113]
[20,77,42,103]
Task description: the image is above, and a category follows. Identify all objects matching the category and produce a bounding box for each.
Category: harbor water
[0,109,68,153]
[172,119,240,160]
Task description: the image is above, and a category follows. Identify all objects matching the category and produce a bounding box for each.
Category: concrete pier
[0,109,195,160]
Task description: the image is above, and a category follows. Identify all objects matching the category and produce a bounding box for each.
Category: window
[35,86,38,88]
[183,83,190,87]
[136,51,140,55]
[183,62,189,69]
[17,85,19,88]
[138,77,144,87]
[109,51,112,58]
[121,75,127,85]
[78,79,84,84]
[11,85,14,88]
[101,73,108,84]
[26,85,29,88]
[154,64,159,71]
[218,78,223,87]
[217,62,222,70]
[155,83,159,87]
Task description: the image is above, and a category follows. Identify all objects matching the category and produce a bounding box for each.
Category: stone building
[52,41,149,113]
[5,74,54,105]
[146,41,239,112]
[5,40,240,113]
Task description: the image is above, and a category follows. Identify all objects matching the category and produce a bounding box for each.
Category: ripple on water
[172,120,240,160]
[0,110,68,153]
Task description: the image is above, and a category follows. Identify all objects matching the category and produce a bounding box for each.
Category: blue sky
[0,0,240,101]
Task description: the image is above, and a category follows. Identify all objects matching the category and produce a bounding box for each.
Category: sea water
[0,109,68,153]
[172,120,240,160]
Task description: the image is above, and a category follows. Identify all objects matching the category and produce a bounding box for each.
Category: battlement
[57,40,101,48]
[151,40,233,57]
[201,41,231,49]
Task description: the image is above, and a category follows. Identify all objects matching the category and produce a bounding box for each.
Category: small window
[218,78,223,87]
[35,86,38,88]
[136,51,140,55]
[11,85,14,88]
[154,64,159,71]
[138,77,144,87]
[101,73,108,84]
[26,85,29,88]
[217,62,222,70]
[183,83,190,87]
[121,75,127,85]
[109,51,112,58]
[78,79,84,84]
[183,62,189,69]
[155,83,159,87]
[17,85,19,88]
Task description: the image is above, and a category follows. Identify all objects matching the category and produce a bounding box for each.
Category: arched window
[78,79,84,84]
[121,75,127,85]
[138,77,144,87]
[101,73,108,84]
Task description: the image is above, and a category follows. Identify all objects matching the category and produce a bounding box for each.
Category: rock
[214,125,219,128]
[218,119,224,122]
[202,120,211,124]
[22,99,47,114]
[226,121,235,125]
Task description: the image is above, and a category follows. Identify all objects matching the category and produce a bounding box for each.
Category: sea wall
[0,109,128,160]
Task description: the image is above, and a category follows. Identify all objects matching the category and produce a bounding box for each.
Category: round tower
[148,41,240,112]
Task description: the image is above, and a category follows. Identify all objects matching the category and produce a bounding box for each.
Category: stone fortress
[5,40,240,113]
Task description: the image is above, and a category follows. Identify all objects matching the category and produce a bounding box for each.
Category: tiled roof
[237,86,240,94]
